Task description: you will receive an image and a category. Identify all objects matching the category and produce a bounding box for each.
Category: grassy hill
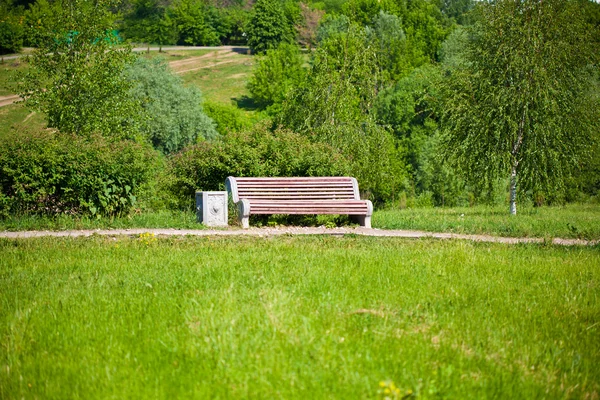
[0,48,258,138]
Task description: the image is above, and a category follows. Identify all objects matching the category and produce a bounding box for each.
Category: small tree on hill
[246,0,295,53]
[247,42,305,112]
[126,57,218,154]
[441,0,600,215]
[18,0,143,139]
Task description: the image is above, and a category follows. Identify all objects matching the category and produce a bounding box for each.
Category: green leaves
[441,0,600,211]
[169,123,350,207]
[126,57,217,154]
[247,42,306,112]
[0,129,159,217]
[246,0,296,53]
[18,0,143,139]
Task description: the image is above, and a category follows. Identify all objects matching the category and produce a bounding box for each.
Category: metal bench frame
[226,176,373,229]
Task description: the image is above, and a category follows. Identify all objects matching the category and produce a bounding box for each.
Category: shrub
[169,122,350,207]
[18,0,142,139]
[247,42,305,113]
[126,57,218,154]
[0,129,159,217]
[202,101,256,134]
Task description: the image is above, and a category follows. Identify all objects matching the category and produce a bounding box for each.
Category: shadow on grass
[233,95,261,111]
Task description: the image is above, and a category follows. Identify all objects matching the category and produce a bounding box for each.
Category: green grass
[0,236,598,398]
[0,103,46,138]
[0,210,205,231]
[180,56,255,106]
[374,203,600,240]
[0,58,28,96]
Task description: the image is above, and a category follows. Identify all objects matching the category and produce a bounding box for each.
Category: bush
[203,101,256,134]
[0,129,159,217]
[248,42,305,112]
[312,122,409,203]
[169,122,350,207]
[126,57,218,154]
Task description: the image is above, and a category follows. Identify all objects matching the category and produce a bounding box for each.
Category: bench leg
[351,215,371,229]
[237,199,250,229]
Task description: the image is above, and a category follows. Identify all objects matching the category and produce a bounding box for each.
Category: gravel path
[0,227,597,246]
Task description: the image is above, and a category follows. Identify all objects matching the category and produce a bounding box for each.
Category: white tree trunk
[509,164,517,215]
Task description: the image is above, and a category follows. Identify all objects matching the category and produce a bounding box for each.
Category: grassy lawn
[0,103,46,138]
[0,236,598,398]
[0,58,28,96]
[374,203,600,240]
[0,210,204,232]
[180,55,255,106]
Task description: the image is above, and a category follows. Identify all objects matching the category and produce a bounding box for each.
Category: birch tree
[441,0,599,214]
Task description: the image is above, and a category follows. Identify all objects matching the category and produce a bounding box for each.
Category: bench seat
[226,177,373,228]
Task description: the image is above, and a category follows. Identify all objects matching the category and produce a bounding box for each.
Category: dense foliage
[246,0,297,53]
[247,42,305,112]
[126,57,217,154]
[169,123,350,206]
[17,0,143,139]
[4,0,600,217]
[0,4,23,54]
[0,129,158,217]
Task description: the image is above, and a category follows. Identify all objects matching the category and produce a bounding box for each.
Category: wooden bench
[225,176,373,229]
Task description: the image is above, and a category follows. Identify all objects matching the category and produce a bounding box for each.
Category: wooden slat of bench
[236,177,353,180]
[250,210,367,215]
[250,199,367,207]
[237,187,355,191]
[237,184,355,189]
[238,194,356,199]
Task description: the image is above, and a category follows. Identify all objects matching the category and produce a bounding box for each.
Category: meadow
[0,235,598,398]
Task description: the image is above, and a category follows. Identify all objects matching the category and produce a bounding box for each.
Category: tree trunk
[509,162,518,215]
[510,106,526,216]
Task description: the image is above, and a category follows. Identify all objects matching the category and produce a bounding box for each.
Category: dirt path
[0,227,597,246]
[168,49,236,69]
[0,94,20,108]
[168,49,248,75]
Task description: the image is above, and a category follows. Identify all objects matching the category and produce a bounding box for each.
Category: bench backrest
[226,177,361,203]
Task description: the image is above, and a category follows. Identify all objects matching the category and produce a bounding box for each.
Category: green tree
[18,0,143,139]
[122,0,177,51]
[439,0,474,25]
[126,57,217,154]
[441,0,600,214]
[171,0,221,46]
[0,4,23,55]
[367,11,409,83]
[278,25,408,201]
[145,11,177,51]
[246,0,295,53]
[22,0,60,47]
[247,42,305,113]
